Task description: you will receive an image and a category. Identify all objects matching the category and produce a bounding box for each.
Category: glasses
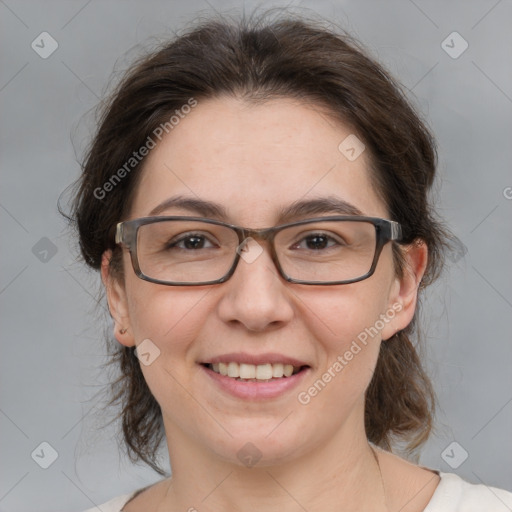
[115,215,402,286]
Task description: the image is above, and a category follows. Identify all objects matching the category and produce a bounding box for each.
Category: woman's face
[104,96,421,466]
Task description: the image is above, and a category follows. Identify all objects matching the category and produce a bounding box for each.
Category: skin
[102,96,440,511]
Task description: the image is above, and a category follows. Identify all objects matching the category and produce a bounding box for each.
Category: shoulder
[81,478,170,512]
[425,472,512,511]
[374,447,512,512]
[81,491,138,512]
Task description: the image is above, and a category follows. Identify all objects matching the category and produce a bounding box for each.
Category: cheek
[124,260,202,338]
[125,276,212,369]
[125,283,212,414]
[300,286,385,386]
[300,275,393,354]
[294,258,395,403]
[292,289,384,427]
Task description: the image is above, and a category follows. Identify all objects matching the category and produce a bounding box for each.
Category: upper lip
[202,352,310,367]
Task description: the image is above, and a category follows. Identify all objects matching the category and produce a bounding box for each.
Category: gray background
[1,1,511,511]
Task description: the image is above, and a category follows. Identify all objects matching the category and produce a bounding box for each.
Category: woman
[71,12,512,512]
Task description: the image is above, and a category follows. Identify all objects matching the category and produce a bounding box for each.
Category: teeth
[227,362,238,378]
[256,364,273,380]
[219,362,228,376]
[208,362,301,380]
[272,363,284,378]
[240,363,256,379]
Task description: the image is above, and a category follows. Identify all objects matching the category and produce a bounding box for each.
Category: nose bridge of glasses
[239,225,276,243]
[232,226,281,274]
[235,226,279,259]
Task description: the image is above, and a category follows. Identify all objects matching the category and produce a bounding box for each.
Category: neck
[159,416,388,512]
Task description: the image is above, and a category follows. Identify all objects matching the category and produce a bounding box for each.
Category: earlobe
[381,240,428,341]
[101,250,136,347]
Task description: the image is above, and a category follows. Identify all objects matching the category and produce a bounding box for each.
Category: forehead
[130,96,388,223]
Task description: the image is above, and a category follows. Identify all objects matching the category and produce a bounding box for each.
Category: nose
[216,238,294,332]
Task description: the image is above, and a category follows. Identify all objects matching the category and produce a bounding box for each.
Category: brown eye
[291,232,343,251]
[168,233,217,250]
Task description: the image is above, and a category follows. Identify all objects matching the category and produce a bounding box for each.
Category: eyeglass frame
[114,215,402,286]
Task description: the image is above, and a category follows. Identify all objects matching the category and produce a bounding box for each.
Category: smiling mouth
[202,362,308,382]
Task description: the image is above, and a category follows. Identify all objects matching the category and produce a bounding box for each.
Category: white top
[83,472,512,511]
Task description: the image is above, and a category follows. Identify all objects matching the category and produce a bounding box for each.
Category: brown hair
[68,11,450,474]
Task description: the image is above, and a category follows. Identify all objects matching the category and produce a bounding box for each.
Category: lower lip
[201,365,310,400]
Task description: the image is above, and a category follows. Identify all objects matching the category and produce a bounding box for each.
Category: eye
[168,232,218,250]
[292,232,342,251]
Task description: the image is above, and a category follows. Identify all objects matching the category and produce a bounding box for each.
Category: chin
[202,417,309,468]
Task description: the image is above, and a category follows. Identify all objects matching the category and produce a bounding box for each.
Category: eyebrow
[147,194,363,224]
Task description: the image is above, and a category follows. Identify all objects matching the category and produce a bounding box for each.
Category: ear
[381,240,428,341]
[101,250,136,347]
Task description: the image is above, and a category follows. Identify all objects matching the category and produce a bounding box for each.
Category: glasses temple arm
[390,221,402,241]
[115,223,124,244]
